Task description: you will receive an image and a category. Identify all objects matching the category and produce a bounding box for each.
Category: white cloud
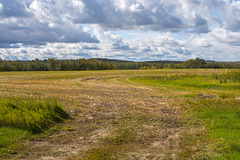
[0,0,32,18]
[0,3,3,12]
[0,0,99,47]
[0,27,240,61]
[71,0,85,13]
[0,0,240,61]
[129,3,143,13]
[212,28,240,46]
[191,37,213,48]
[225,1,240,32]
[71,0,213,32]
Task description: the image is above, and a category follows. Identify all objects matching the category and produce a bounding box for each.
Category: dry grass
[0,69,234,159]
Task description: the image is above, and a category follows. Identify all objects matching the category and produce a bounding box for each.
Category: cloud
[0,28,239,61]
[0,21,99,45]
[94,28,132,51]
[190,37,213,48]
[0,0,99,48]
[81,45,99,50]
[71,53,91,58]
[112,32,194,61]
[0,0,240,61]
[0,0,228,49]
[212,28,240,46]
[0,0,32,18]
[225,1,240,32]
[0,43,20,48]
[72,0,213,32]
[0,3,3,12]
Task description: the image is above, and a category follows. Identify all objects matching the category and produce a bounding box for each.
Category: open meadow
[0,69,240,159]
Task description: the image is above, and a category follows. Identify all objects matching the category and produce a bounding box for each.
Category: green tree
[47,58,57,71]
[182,58,206,68]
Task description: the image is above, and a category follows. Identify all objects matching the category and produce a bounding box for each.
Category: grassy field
[130,70,240,159]
[0,69,239,159]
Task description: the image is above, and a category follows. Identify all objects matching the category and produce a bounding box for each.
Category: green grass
[186,99,240,159]
[0,97,69,133]
[130,74,240,91]
[0,97,69,158]
[0,127,29,157]
[83,145,118,160]
[213,70,240,83]
[130,70,240,159]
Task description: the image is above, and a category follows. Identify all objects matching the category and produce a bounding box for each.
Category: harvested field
[0,69,239,159]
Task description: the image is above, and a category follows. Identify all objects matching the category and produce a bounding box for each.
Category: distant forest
[0,58,240,71]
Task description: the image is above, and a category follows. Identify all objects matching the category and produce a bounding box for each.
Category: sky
[0,0,240,61]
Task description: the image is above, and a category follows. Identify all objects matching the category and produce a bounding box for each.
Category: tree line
[0,58,116,71]
[0,58,239,71]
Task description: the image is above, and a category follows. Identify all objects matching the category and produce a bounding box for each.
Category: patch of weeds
[65,126,74,131]
[111,120,119,125]
[0,97,69,158]
[0,127,30,159]
[0,97,69,133]
[76,83,82,86]
[103,126,137,145]
[220,79,228,84]
[83,145,117,160]
[225,71,240,82]
[218,92,236,99]
[44,126,62,135]
[213,71,240,83]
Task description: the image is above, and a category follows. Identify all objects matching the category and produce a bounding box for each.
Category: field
[0,69,240,159]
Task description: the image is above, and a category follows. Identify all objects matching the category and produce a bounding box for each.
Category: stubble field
[0,69,239,159]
